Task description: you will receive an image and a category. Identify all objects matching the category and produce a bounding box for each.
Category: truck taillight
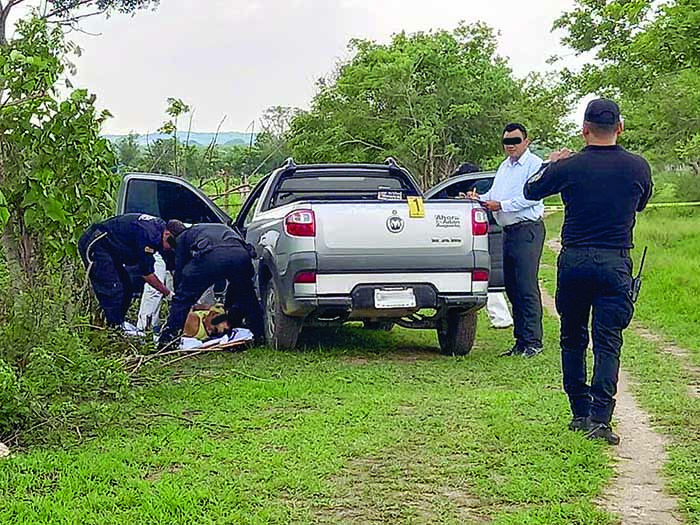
[472,208,489,236]
[293,271,317,284]
[285,209,315,237]
[473,269,489,282]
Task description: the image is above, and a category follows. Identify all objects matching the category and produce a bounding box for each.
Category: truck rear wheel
[264,280,303,350]
[437,310,477,356]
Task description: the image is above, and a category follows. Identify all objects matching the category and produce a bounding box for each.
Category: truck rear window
[272,172,418,207]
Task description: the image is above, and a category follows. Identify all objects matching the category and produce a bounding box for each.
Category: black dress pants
[502,220,545,350]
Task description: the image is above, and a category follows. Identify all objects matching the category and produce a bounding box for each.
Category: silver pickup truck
[116,159,502,355]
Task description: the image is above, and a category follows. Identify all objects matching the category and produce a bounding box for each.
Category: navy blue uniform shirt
[173,223,250,287]
[97,213,165,276]
[524,145,652,249]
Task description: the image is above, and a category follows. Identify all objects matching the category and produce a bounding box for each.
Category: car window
[125,179,221,224]
[271,172,418,208]
[241,186,264,228]
[436,177,495,198]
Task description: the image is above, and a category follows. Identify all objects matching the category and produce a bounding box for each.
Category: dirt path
[540,241,684,524]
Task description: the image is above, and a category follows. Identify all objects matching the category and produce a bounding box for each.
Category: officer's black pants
[161,245,264,342]
[556,247,634,424]
[78,227,132,327]
[502,220,545,349]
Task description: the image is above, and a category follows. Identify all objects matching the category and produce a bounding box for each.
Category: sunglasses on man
[502,137,523,145]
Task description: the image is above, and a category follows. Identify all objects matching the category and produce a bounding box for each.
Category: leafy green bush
[674,172,700,203]
[0,359,20,435]
[0,270,131,444]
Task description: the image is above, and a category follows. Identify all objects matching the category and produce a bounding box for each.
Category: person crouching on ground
[158,223,264,347]
[78,214,185,329]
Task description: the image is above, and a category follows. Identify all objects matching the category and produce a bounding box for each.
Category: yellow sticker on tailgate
[407,196,425,218]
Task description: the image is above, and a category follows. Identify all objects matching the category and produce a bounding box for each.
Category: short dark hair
[584,120,618,136]
[166,219,186,237]
[503,123,528,139]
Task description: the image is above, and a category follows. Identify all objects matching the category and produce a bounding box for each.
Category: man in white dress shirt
[468,123,545,357]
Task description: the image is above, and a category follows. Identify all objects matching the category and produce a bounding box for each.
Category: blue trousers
[556,247,634,424]
[78,226,132,327]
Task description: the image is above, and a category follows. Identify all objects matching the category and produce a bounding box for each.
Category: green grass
[542,210,700,524]
[0,319,616,524]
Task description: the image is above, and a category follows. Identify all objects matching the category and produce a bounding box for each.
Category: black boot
[500,344,523,357]
[585,422,620,445]
[568,416,592,432]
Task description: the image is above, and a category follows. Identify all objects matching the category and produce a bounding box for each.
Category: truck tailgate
[312,201,483,273]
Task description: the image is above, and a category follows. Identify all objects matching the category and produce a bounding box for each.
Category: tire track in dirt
[542,238,684,523]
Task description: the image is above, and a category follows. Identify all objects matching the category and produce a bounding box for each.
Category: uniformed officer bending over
[78,214,186,328]
[524,99,652,445]
[158,223,264,346]
[467,123,545,358]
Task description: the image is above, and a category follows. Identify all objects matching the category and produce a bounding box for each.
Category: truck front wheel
[263,280,303,350]
[437,310,477,356]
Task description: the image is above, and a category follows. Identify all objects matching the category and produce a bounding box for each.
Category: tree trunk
[1,226,25,297]
[0,7,8,47]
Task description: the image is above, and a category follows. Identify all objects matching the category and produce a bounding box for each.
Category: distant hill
[104,131,255,147]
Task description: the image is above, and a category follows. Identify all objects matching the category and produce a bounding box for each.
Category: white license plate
[374,288,417,309]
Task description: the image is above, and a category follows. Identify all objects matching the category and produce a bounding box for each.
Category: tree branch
[338,138,385,152]
[57,10,106,26]
[0,91,47,109]
[43,0,93,19]
[210,184,251,201]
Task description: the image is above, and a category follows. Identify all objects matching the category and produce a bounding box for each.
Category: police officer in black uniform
[159,223,264,346]
[78,214,186,328]
[524,99,652,445]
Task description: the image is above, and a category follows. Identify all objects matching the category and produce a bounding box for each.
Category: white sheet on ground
[179,328,254,349]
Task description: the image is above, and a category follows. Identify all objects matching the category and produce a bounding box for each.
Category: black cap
[165,219,186,237]
[584,98,621,125]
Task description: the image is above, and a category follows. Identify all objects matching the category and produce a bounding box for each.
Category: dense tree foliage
[555,0,700,172]
[0,18,116,288]
[285,24,572,188]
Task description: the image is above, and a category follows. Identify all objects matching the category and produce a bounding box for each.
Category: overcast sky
[16,0,584,134]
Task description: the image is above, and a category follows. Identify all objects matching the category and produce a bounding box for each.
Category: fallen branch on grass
[123,339,251,375]
[135,412,235,431]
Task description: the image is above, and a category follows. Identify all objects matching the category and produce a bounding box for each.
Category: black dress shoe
[500,344,523,357]
[585,423,621,445]
[522,346,543,358]
[568,416,591,432]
